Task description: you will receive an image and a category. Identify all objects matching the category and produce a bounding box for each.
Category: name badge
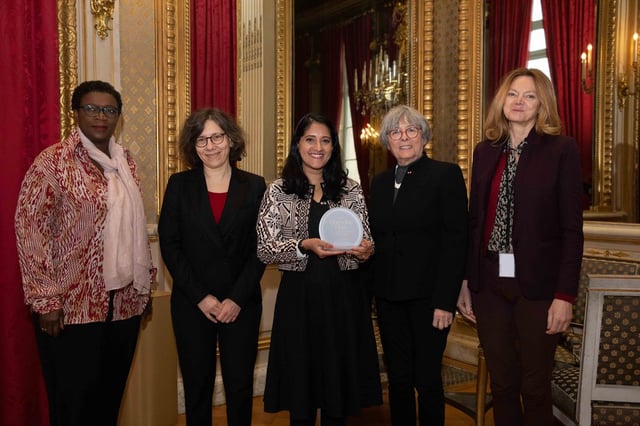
[499,253,516,278]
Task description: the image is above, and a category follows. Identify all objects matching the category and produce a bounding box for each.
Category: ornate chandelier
[354,2,408,122]
[354,46,407,120]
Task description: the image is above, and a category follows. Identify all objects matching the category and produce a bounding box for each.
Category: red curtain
[0,0,59,424]
[343,14,373,196]
[542,0,595,206]
[487,0,533,100]
[191,0,237,115]
[319,29,343,126]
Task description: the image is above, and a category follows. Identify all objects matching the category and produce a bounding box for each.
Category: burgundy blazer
[466,129,584,300]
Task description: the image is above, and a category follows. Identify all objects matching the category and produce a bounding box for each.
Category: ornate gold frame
[275,0,293,173]
[592,0,617,214]
[457,0,484,185]
[155,0,191,215]
[57,0,78,140]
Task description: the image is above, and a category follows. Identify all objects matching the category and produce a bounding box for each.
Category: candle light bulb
[633,33,638,64]
[587,44,593,74]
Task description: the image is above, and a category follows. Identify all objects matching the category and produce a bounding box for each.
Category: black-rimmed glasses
[387,126,421,141]
[78,104,120,119]
[196,133,226,148]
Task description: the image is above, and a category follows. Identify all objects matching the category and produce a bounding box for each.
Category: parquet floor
[176,360,496,425]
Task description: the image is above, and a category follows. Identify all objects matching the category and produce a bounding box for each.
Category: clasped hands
[198,294,241,324]
[301,238,373,261]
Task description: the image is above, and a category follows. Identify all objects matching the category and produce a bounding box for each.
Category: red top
[208,191,227,222]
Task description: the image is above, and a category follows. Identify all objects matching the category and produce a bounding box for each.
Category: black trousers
[375,297,450,426]
[34,314,141,426]
[172,293,261,426]
[472,254,559,426]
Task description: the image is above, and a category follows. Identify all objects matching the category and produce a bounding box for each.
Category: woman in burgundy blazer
[458,68,584,426]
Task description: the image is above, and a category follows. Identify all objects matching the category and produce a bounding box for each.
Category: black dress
[263,200,382,418]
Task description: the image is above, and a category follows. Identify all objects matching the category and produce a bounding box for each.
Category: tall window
[527,0,550,78]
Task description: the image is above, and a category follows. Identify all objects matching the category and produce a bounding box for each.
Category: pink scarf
[79,128,151,294]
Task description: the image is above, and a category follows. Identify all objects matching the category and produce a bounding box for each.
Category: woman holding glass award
[256,113,382,425]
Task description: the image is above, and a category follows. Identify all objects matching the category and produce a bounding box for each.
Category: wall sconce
[617,33,639,110]
[581,43,594,93]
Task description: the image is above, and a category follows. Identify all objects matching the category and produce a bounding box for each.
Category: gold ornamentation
[155,0,190,214]
[592,0,617,211]
[275,0,292,175]
[416,0,434,158]
[584,248,632,259]
[57,0,78,141]
[90,0,115,39]
[457,0,483,187]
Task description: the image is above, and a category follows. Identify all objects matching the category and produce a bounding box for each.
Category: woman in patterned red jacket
[15,81,154,426]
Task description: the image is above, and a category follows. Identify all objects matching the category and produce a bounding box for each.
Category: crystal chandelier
[354,46,407,121]
[354,2,408,122]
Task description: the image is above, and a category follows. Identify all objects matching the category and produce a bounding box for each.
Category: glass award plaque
[318,207,363,250]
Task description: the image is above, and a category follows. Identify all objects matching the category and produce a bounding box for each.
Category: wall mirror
[277,0,638,221]
[583,0,638,222]
[276,0,490,194]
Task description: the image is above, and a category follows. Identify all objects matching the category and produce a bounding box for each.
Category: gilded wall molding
[593,0,617,210]
[414,0,434,158]
[155,0,190,215]
[90,0,115,39]
[275,0,292,175]
[57,0,79,141]
[457,0,483,187]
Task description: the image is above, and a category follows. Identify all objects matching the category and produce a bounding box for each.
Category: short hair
[379,105,432,150]
[484,68,562,142]
[281,113,347,201]
[179,108,246,169]
[71,80,123,112]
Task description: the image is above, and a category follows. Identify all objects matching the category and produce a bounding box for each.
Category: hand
[39,309,64,337]
[300,238,344,258]
[456,280,476,323]
[347,239,373,262]
[432,308,454,330]
[546,298,573,335]
[197,294,222,323]
[215,299,241,324]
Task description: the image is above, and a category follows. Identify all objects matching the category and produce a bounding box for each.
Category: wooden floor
[176,361,496,425]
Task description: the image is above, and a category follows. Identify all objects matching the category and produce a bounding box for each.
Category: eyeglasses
[78,104,120,119]
[387,126,421,141]
[195,133,226,148]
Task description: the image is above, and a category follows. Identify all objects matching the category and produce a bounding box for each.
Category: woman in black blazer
[368,105,468,426]
[158,108,266,426]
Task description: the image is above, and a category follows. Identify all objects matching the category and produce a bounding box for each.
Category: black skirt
[263,201,382,418]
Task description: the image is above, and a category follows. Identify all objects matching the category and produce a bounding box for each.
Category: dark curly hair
[71,80,122,113]
[179,108,247,169]
[281,113,347,202]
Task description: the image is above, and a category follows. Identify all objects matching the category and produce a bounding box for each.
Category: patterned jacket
[15,128,153,324]
[256,177,373,271]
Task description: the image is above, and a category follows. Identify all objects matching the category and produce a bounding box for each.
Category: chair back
[576,274,640,425]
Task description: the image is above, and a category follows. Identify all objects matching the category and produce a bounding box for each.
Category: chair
[444,344,492,426]
[552,274,640,425]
